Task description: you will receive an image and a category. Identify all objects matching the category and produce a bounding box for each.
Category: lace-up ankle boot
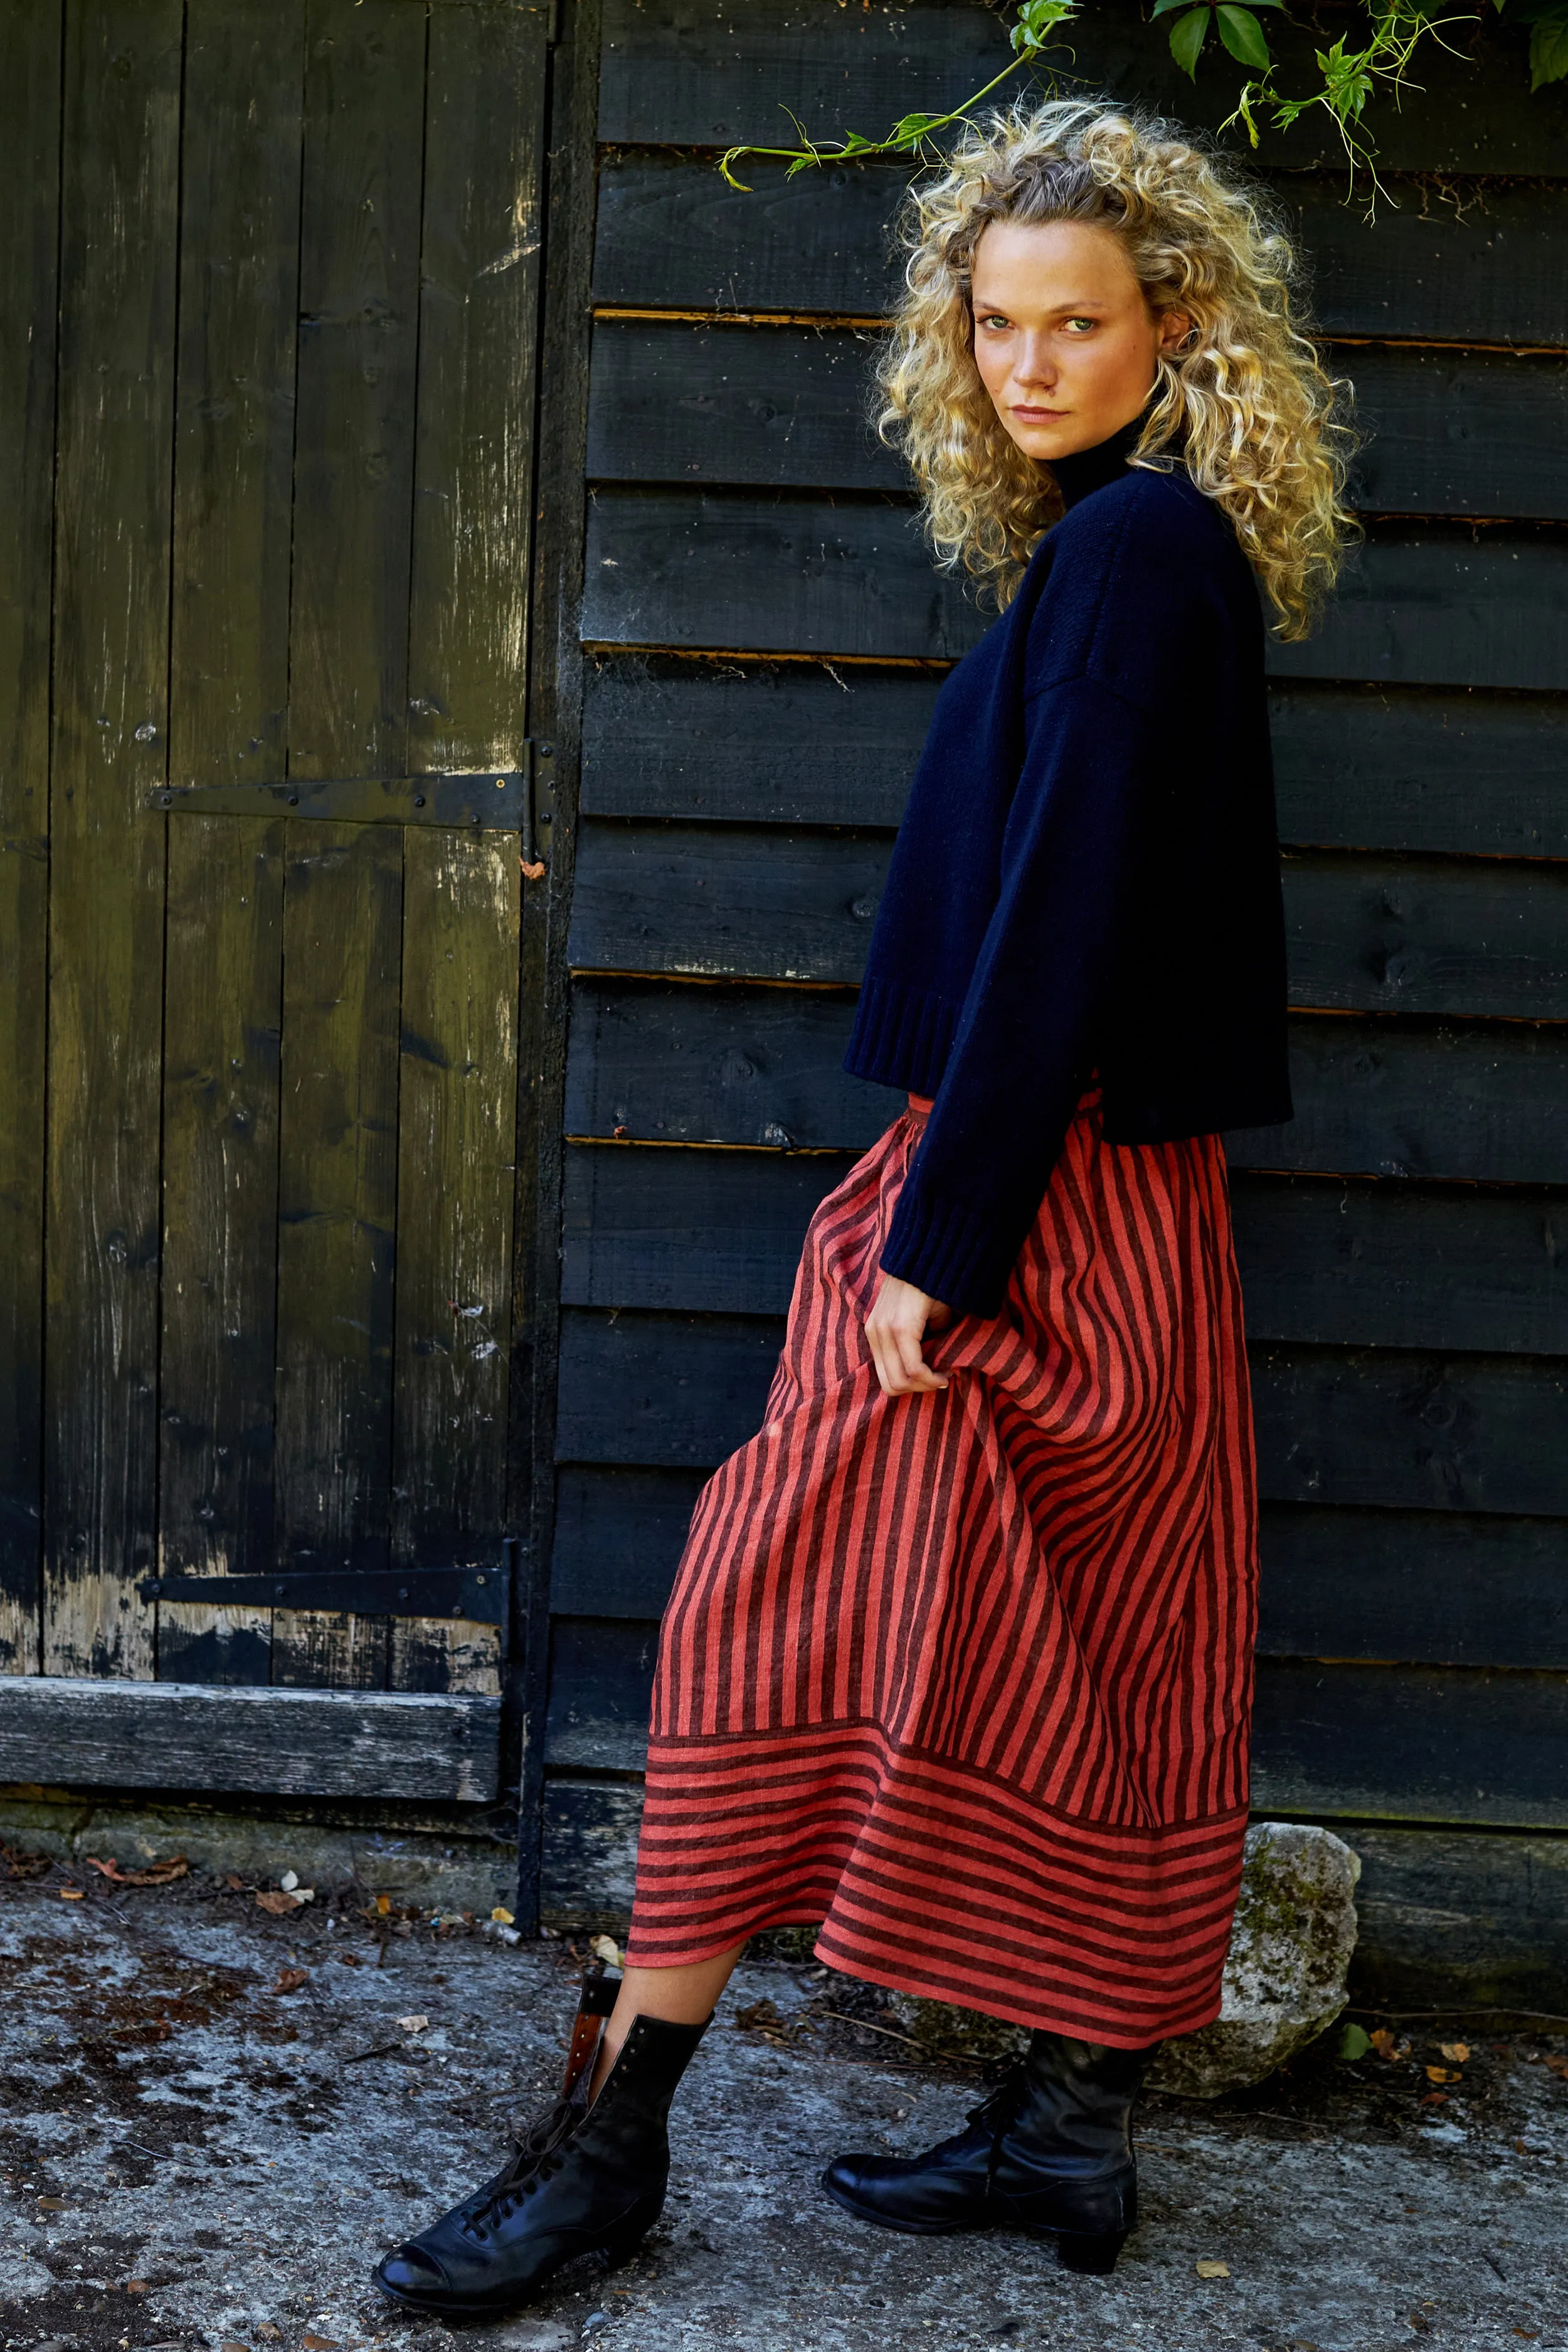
[373,1968,709,2317]
[822,2028,1157,2275]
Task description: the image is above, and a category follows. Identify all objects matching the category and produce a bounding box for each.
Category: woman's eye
[979,315,1009,330]
[1064,316,1097,333]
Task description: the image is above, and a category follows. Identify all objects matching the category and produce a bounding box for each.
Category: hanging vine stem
[716,0,1567,204]
[718,0,1084,189]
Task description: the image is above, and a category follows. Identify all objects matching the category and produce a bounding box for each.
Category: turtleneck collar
[1048,413,1145,511]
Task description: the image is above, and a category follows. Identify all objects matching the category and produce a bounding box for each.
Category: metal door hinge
[152,747,554,848]
[137,1540,517,1631]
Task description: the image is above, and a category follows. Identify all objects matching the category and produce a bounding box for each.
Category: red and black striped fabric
[625,1087,1258,2046]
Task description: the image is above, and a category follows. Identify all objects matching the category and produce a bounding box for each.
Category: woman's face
[970,218,1190,463]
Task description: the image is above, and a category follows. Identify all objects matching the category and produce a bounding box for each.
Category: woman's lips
[1012,404,1067,420]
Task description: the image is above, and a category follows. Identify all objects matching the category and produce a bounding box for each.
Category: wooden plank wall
[538,0,1568,1984]
[0,0,548,1762]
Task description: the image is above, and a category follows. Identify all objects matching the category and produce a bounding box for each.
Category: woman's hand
[864,1274,954,1399]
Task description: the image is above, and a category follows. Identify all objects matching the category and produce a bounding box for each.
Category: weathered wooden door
[0,0,551,1801]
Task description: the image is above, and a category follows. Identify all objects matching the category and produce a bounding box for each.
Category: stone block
[885,1821,1361,2097]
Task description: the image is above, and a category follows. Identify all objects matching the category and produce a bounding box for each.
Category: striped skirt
[625,1086,1258,2045]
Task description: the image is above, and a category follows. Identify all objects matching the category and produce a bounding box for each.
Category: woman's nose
[1012,336,1059,388]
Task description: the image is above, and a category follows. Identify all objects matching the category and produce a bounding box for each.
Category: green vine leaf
[1169,4,1212,74]
[1216,4,1275,67]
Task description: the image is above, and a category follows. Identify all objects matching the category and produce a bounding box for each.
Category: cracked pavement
[2,1843,1565,2352]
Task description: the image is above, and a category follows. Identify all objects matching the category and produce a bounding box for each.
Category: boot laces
[461,2089,586,2238]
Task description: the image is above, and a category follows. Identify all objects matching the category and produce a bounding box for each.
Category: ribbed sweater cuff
[879,1180,1019,1320]
[842,975,958,1101]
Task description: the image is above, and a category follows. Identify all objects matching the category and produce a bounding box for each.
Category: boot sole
[371,2219,653,2318]
[820,2173,1130,2273]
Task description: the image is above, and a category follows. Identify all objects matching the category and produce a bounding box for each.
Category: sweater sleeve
[877,665,1154,1315]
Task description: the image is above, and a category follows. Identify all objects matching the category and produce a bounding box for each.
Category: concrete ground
[3,1842,1565,2352]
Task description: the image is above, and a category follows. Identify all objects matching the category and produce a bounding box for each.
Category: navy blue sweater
[842,421,1294,1316]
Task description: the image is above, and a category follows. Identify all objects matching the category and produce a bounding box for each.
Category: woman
[374,96,1350,2319]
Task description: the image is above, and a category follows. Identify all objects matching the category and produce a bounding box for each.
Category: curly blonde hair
[877,98,1355,637]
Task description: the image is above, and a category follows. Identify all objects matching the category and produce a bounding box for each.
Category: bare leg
[590,1947,744,2098]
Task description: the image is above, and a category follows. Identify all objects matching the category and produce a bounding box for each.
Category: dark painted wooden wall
[532,0,1568,1996]
[0,0,550,1803]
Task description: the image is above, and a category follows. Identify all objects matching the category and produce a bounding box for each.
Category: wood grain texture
[407,0,547,775]
[550,1462,707,1618]
[271,824,403,1690]
[288,0,425,783]
[583,657,1568,859]
[1250,1660,1568,1830]
[157,817,285,1688]
[1348,1826,1568,2011]
[0,1673,502,1801]
[566,979,1568,1184]
[563,1143,1568,1357]
[539,1774,644,1921]
[157,2,307,1687]
[397,3,545,1699]
[388,830,518,1698]
[0,0,61,1672]
[584,491,1568,691]
[557,1305,1568,1517]
[539,1614,1568,1830]
[1258,1504,1568,1673]
[548,1462,1568,1671]
[169,0,304,788]
[587,320,1568,522]
[568,819,1568,1019]
[43,0,183,1678]
[597,0,1568,179]
[592,157,1568,349]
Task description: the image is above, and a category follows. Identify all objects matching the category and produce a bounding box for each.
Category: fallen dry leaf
[59,1887,83,1900]
[255,1889,302,1916]
[36,2196,66,2212]
[1439,2042,1471,2063]
[1196,2259,1231,2279]
[84,1853,189,1886]
[125,2279,150,2293]
[336,1949,361,1967]
[590,1932,623,1968]
[272,1967,309,1995]
[302,2335,339,2348]
[398,2013,429,2034]
[1425,2065,1460,2084]
[258,2330,282,2343]
[1542,2054,1568,2081]
[226,1872,246,1890]
[1420,2090,1449,2106]
[375,1892,392,1915]
[221,2341,250,2351]
[492,1905,515,1925]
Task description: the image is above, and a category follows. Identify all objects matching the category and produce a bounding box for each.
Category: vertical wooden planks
[158,0,307,1683]
[288,0,425,784]
[0,0,61,1673]
[272,825,404,1689]
[43,0,183,1678]
[270,0,427,1687]
[389,0,548,1697]
[390,831,519,1696]
[159,818,286,1685]
[408,0,547,776]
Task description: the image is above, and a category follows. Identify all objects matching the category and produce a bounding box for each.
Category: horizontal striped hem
[627,1724,1246,2045]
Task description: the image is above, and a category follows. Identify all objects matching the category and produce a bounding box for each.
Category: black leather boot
[822,2029,1157,2275]
[373,1968,709,2317]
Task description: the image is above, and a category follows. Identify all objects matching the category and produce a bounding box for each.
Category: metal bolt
[539,742,554,758]
[495,776,507,790]
[287,792,299,806]
[413,794,425,808]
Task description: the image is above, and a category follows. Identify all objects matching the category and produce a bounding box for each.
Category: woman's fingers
[865,1275,951,1397]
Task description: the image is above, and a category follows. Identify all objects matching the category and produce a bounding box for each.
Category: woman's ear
[1158,307,1195,353]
